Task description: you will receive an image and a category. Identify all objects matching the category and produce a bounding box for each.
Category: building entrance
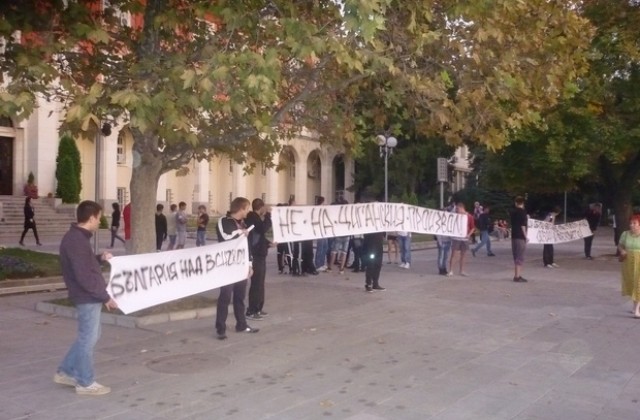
[0,136,13,195]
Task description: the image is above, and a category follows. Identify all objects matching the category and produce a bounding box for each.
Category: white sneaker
[398,262,406,268]
[317,265,328,272]
[401,263,410,269]
[76,382,111,396]
[545,264,554,268]
[551,263,559,268]
[53,372,76,387]
[446,271,453,277]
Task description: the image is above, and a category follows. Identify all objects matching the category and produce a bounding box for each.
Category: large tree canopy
[0,0,593,252]
[472,0,640,230]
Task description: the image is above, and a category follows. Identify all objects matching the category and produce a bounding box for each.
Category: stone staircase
[0,196,76,245]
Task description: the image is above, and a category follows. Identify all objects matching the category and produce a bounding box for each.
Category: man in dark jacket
[245,198,273,320]
[54,200,118,396]
[215,197,259,339]
[584,203,602,259]
[155,204,168,251]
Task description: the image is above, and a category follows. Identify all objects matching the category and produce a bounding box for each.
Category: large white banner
[527,219,592,244]
[272,202,467,243]
[108,236,251,314]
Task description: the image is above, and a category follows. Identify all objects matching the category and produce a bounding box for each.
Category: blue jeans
[437,241,451,271]
[315,238,329,268]
[472,230,492,254]
[398,236,412,264]
[196,230,206,246]
[58,303,102,387]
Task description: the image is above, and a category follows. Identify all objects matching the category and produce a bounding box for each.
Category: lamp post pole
[377,135,397,203]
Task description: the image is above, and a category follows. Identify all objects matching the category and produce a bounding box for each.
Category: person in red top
[448,202,475,276]
[122,202,132,254]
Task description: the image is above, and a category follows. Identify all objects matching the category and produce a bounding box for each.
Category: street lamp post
[377,134,398,203]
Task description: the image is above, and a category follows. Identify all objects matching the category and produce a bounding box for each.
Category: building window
[166,189,173,204]
[117,187,127,206]
[229,159,233,173]
[260,162,266,176]
[261,192,266,202]
[289,162,295,179]
[117,132,126,164]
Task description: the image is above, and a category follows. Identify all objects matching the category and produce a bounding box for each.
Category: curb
[0,276,66,296]
[34,301,216,329]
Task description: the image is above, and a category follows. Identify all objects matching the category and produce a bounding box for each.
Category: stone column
[294,154,308,205]
[320,154,333,203]
[192,159,210,213]
[343,156,355,203]
[231,162,247,199]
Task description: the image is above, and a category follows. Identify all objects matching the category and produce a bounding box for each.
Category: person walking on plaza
[542,207,561,268]
[176,201,188,249]
[471,201,483,244]
[314,196,330,272]
[398,231,412,269]
[122,202,132,253]
[19,196,41,246]
[166,204,178,250]
[448,202,474,276]
[215,197,259,340]
[155,204,167,251]
[471,206,495,257]
[364,230,386,292]
[108,202,125,248]
[584,202,602,260]
[617,214,640,318]
[54,200,118,396]
[245,198,272,320]
[195,204,209,247]
[510,196,529,283]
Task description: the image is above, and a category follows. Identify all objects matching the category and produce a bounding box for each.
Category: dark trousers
[277,243,291,272]
[300,240,316,273]
[365,256,382,288]
[351,239,364,270]
[584,234,594,257]
[542,244,554,265]
[20,224,40,244]
[215,279,248,334]
[110,226,125,247]
[248,257,266,315]
[155,233,164,251]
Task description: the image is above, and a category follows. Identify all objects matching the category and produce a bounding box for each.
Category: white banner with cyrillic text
[107,236,251,314]
[527,219,592,244]
[272,203,467,243]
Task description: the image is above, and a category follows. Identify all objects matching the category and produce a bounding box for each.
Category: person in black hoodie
[245,198,273,320]
[215,197,259,340]
[19,196,41,246]
[361,195,386,292]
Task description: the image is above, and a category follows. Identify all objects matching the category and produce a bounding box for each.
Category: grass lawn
[0,247,61,280]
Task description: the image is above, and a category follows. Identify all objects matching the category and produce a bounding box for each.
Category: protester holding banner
[510,196,529,283]
[584,203,602,260]
[617,214,640,318]
[471,206,495,258]
[542,207,561,268]
[215,197,259,339]
[314,196,330,272]
[245,198,272,321]
[448,202,474,277]
[195,205,209,247]
[54,200,118,396]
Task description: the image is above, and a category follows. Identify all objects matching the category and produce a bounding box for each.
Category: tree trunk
[129,144,164,254]
[613,185,633,234]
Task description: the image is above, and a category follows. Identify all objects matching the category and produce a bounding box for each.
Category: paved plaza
[2,229,639,420]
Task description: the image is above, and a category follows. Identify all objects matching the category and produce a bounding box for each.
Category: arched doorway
[307,150,322,205]
[277,147,297,204]
[0,116,15,195]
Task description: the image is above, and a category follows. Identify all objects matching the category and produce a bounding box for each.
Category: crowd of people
[55,193,637,397]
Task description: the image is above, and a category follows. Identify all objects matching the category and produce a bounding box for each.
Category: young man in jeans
[54,200,118,395]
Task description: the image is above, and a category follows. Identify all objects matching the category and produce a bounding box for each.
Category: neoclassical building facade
[0,98,355,214]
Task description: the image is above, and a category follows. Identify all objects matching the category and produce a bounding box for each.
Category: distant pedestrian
[108,202,125,248]
[386,232,399,264]
[155,204,167,251]
[471,201,483,244]
[122,202,132,254]
[618,214,640,318]
[397,231,412,269]
[584,203,602,260]
[448,202,474,276]
[54,200,118,396]
[166,204,178,250]
[471,206,495,257]
[176,201,188,249]
[19,196,41,246]
[542,207,561,268]
[195,205,209,247]
[510,196,529,283]
[215,197,259,340]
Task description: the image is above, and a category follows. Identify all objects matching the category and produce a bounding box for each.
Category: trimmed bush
[55,134,82,202]
[56,156,79,203]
